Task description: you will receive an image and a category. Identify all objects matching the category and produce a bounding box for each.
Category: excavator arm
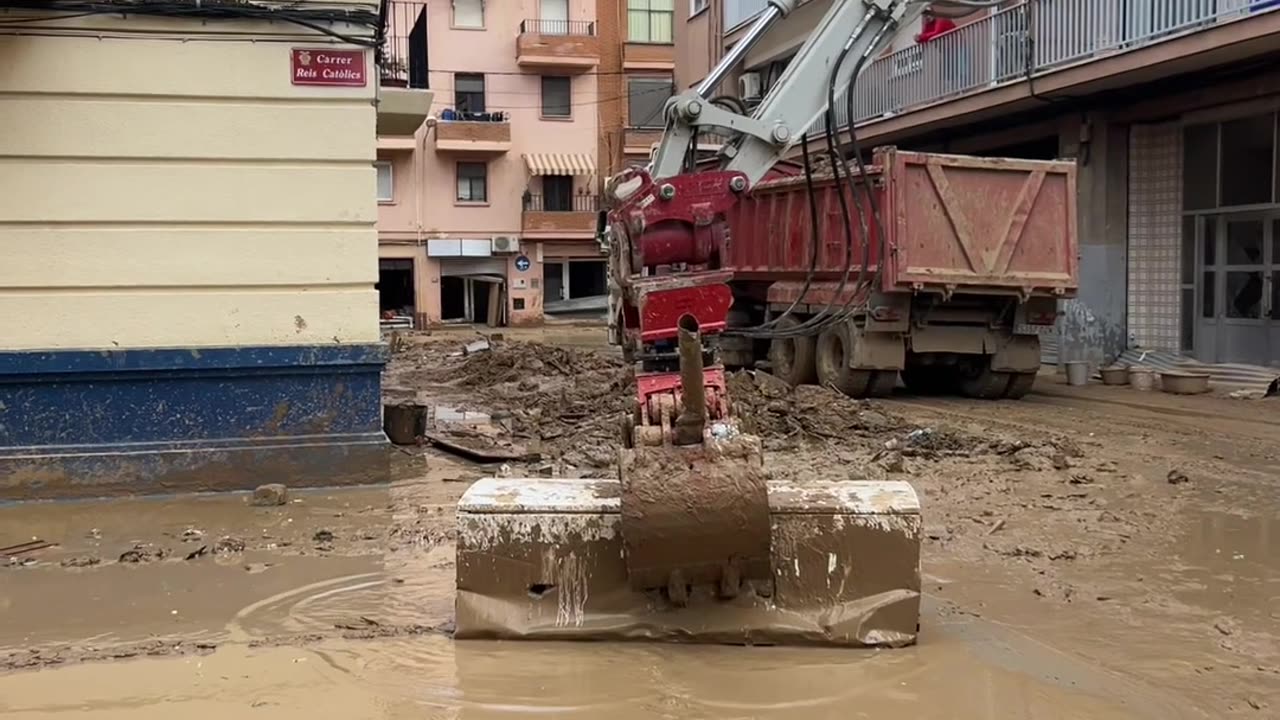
[652,0,923,186]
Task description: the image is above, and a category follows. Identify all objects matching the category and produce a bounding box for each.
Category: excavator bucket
[454,471,922,646]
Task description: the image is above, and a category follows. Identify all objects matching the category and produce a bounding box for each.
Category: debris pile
[454,340,621,387]
[725,371,903,448]
[385,337,629,471]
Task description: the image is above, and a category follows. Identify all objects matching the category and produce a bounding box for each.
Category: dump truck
[455,0,1077,646]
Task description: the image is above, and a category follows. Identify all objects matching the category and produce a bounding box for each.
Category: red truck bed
[723,149,1078,298]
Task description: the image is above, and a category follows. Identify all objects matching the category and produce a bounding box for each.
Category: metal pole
[673,315,706,446]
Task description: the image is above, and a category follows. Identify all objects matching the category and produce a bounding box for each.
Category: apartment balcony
[517,19,600,71]
[377,0,431,136]
[522,194,600,237]
[434,112,512,153]
[809,0,1280,141]
[623,42,675,71]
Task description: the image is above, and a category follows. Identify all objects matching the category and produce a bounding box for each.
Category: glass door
[1203,214,1278,366]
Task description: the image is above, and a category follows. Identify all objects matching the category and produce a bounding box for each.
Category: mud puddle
[0,594,1174,720]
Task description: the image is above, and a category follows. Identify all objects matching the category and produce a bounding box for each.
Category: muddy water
[0,484,1185,720]
[0,573,1166,720]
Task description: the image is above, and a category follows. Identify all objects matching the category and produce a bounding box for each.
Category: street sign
[514,255,532,272]
[291,48,367,87]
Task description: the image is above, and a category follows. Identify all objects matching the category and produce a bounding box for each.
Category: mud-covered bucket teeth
[454,477,922,647]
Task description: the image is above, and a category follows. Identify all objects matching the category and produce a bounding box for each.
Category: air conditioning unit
[491,235,519,254]
[739,72,763,102]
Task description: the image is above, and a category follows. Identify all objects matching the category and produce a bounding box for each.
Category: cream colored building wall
[0,8,380,351]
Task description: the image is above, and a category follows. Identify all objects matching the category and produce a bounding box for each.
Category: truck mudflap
[991,334,1042,374]
[455,477,922,647]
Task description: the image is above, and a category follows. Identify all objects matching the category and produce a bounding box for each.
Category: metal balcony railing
[524,194,601,212]
[801,0,1278,137]
[380,0,427,89]
[519,18,597,36]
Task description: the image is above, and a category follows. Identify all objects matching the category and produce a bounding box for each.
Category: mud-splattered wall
[1057,114,1130,368]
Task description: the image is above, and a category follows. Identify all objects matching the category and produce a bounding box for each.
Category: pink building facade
[376,0,608,328]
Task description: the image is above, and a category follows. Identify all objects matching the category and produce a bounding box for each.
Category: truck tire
[768,316,817,387]
[1004,372,1037,399]
[815,324,872,397]
[867,370,899,398]
[720,309,756,369]
[960,363,1012,400]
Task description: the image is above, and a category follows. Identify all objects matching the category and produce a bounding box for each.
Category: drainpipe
[418,115,439,245]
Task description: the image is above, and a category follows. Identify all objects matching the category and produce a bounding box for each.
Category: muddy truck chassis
[455,0,1073,647]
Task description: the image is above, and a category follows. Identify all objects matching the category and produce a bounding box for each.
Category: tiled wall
[1127,122,1183,352]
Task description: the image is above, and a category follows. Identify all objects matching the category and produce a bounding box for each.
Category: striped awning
[523,153,596,176]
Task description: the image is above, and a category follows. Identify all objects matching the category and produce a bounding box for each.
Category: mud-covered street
[1,327,1278,719]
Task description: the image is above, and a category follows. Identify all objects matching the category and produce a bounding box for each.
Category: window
[627,0,673,43]
[1182,123,1217,211]
[541,76,571,118]
[628,76,674,128]
[456,162,487,203]
[455,73,485,113]
[1183,112,1279,211]
[690,0,708,16]
[453,0,483,28]
[1219,114,1274,207]
[375,161,393,202]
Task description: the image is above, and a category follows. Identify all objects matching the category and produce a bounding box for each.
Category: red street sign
[291,48,367,87]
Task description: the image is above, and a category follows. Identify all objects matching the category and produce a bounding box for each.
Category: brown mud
[619,437,771,591]
[0,326,1277,718]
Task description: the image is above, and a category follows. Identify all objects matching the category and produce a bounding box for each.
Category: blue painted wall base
[0,345,389,500]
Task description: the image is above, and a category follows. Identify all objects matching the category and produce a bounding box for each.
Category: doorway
[1194,214,1280,366]
[377,259,415,316]
[568,260,607,298]
[543,175,574,211]
[540,0,568,34]
[441,276,468,322]
[440,275,505,325]
[544,262,565,302]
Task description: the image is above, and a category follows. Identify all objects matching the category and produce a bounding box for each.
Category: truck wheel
[815,324,872,396]
[866,371,899,398]
[1004,372,1037,399]
[959,360,1011,400]
[768,316,817,387]
[720,309,756,369]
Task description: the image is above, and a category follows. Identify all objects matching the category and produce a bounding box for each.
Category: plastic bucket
[1100,366,1129,385]
[1066,361,1089,386]
[1129,367,1155,392]
[383,403,424,445]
